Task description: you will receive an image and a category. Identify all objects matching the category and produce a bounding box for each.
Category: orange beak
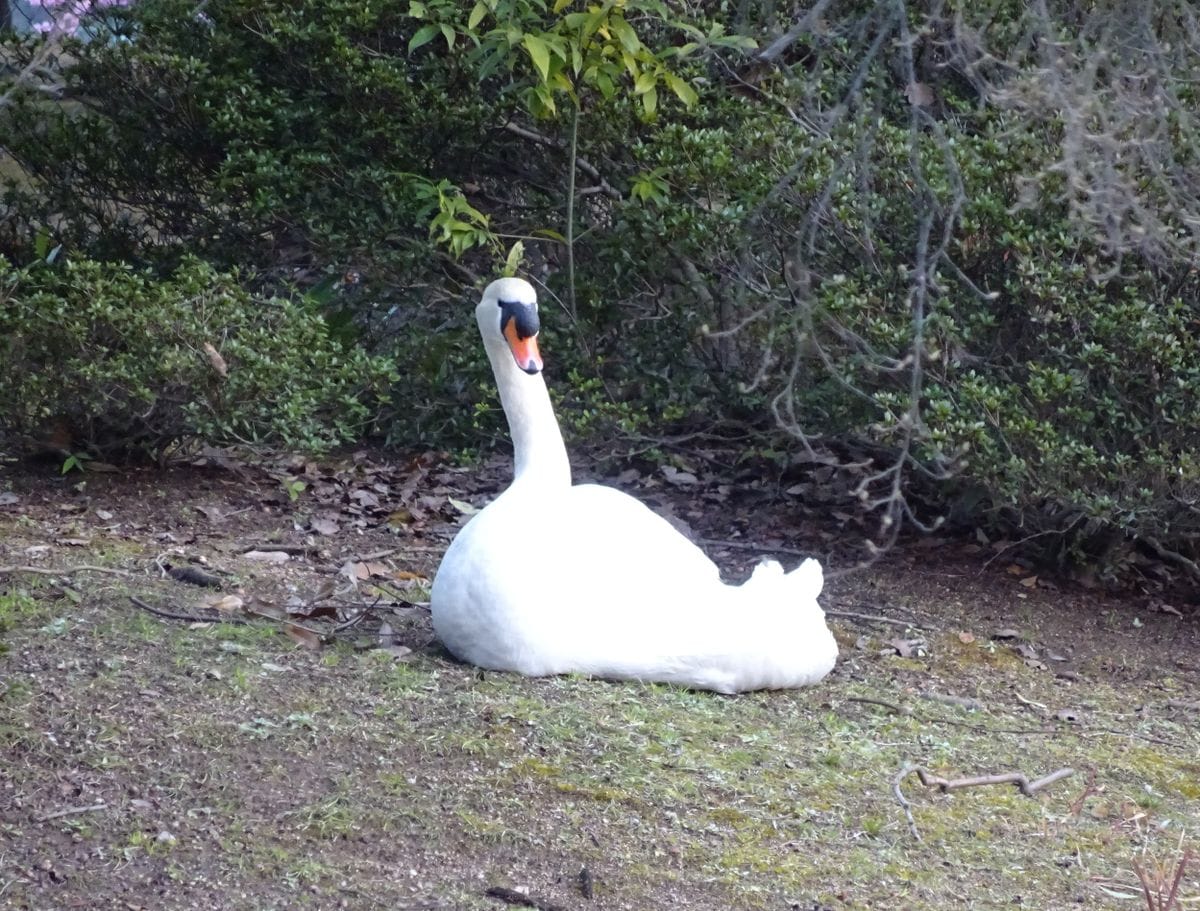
[504,317,543,374]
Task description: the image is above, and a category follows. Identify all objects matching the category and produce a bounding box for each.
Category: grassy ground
[1,464,1198,910]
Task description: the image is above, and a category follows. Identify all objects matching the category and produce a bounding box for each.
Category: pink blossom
[30,0,134,36]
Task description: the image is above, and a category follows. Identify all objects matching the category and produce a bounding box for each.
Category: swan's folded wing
[565,483,722,586]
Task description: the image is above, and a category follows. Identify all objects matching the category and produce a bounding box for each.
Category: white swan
[430,277,838,694]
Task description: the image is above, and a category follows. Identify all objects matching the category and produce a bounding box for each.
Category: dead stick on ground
[893,763,1075,841]
[826,609,923,628]
[241,544,321,556]
[37,802,107,822]
[130,596,331,640]
[484,886,565,911]
[846,696,912,715]
[129,595,253,625]
[0,564,131,578]
[699,538,815,559]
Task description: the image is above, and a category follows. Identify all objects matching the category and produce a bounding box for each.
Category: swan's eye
[498,299,543,374]
[498,299,540,340]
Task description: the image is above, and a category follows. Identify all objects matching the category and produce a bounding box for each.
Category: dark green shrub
[0,0,504,286]
[584,5,1200,580]
[3,0,1196,581]
[0,255,397,458]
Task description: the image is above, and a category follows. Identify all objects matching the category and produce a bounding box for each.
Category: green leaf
[467,1,488,30]
[552,0,573,12]
[522,33,552,83]
[551,71,574,94]
[633,71,656,95]
[531,228,567,243]
[594,71,615,99]
[621,50,639,82]
[408,24,439,53]
[672,41,699,58]
[504,240,525,277]
[408,1,427,17]
[610,16,642,55]
[641,86,658,116]
[665,72,698,107]
[440,23,456,49]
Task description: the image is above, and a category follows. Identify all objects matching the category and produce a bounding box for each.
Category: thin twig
[845,696,911,715]
[893,763,923,840]
[825,609,922,628]
[350,548,398,562]
[240,544,321,557]
[893,763,1075,840]
[484,886,565,911]
[699,538,815,559]
[0,564,131,578]
[501,121,621,200]
[36,802,107,822]
[128,595,252,625]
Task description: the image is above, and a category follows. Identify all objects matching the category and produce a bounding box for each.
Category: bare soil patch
[1,454,1197,910]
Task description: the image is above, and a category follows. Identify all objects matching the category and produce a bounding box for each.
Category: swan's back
[432,481,836,693]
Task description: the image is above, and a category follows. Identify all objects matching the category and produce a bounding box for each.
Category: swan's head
[477,277,543,375]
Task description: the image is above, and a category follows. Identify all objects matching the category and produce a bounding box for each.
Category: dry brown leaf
[194,505,225,522]
[378,621,397,646]
[352,561,392,580]
[310,516,340,536]
[447,496,479,515]
[284,623,322,650]
[387,508,414,527]
[1005,563,1026,575]
[243,550,290,563]
[350,489,381,509]
[905,81,934,106]
[957,631,976,644]
[203,594,245,614]
[309,579,336,601]
[1019,575,1039,588]
[391,570,429,582]
[887,637,925,658]
[661,465,699,486]
[202,342,229,378]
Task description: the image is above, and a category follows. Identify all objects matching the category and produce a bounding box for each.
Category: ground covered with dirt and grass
[1,454,1198,911]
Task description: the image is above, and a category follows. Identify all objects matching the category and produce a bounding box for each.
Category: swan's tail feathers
[746,557,824,605]
[727,556,835,691]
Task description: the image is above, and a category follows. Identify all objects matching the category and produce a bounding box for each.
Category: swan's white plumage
[430,277,837,693]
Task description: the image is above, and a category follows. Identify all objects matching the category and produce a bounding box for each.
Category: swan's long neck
[485,335,571,489]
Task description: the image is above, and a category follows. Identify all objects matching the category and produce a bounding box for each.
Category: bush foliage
[1,0,1198,581]
[0,256,396,458]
